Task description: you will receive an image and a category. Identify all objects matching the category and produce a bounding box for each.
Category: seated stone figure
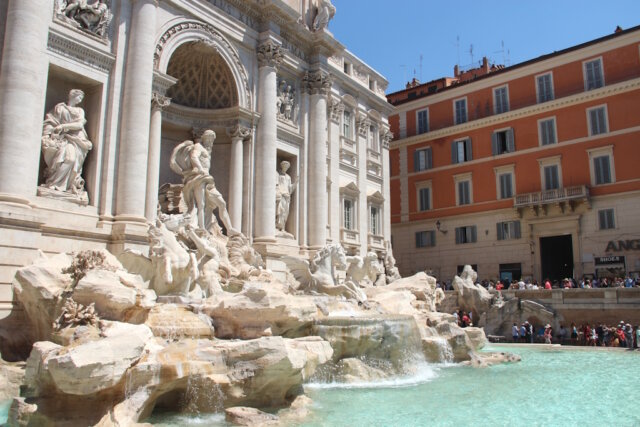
[40,89,93,204]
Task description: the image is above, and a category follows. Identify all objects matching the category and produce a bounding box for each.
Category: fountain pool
[150,345,640,426]
[3,345,638,426]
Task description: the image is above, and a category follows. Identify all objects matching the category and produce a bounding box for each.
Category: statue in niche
[277,81,298,123]
[39,89,93,205]
[170,130,239,235]
[56,0,112,38]
[312,0,336,32]
[275,160,297,238]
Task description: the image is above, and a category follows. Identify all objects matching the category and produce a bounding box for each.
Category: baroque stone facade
[0,0,392,316]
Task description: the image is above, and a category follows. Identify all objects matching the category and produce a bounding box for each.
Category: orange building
[387,26,640,283]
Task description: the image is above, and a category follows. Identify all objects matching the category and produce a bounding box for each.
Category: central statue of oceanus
[169,130,239,235]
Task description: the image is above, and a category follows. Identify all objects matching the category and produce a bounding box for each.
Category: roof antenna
[419,54,423,81]
[456,35,460,68]
[469,44,474,66]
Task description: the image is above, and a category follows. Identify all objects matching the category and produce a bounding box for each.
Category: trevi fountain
[6,1,634,426]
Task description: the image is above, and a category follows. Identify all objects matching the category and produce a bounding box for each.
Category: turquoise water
[0,399,10,425]
[5,346,639,426]
[301,345,640,427]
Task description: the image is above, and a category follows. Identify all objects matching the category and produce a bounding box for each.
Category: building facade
[388,26,640,283]
[0,0,393,317]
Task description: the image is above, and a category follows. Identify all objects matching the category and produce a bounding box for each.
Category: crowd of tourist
[438,275,640,291]
[509,320,640,349]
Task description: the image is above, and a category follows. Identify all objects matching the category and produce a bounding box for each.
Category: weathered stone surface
[479,298,556,337]
[451,265,493,317]
[0,359,24,401]
[225,406,279,426]
[366,288,418,316]
[202,282,317,339]
[463,327,487,350]
[461,351,522,368]
[73,269,155,322]
[7,397,38,427]
[46,323,152,395]
[144,304,213,339]
[335,357,387,382]
[12,252,73,342]
[435,322,473,362]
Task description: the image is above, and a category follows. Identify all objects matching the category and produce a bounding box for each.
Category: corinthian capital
[151,92,171,110]
[380,128,393,149]
[257,40,284,69]
[303,70,332,96]
[228,124,252,140]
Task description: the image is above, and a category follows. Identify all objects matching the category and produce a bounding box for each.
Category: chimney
[454,64,459,77]
[482,56,489,72]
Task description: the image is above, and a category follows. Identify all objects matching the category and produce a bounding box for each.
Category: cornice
[47,26,115,73]
[390,77,640,150]
[392,31,640,112]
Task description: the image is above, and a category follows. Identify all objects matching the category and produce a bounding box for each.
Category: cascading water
[308,314,439,386]
[432,337,454,364]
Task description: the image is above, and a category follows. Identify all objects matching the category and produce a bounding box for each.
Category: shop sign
[605,239,640,252]
[594,256,625,265]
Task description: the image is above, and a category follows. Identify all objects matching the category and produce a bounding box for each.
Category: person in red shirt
[544,279,552,289]
[496,281,504,290]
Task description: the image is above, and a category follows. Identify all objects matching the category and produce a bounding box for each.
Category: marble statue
[277,81,298,123]
[120,220,199,297]
[384,241,402,283]
[346,252,384,288]
[39,89,93,204]
[275,160,297,236]
[56,0,112,37]
[170,130,238,235]
[312,0,336,31]
[282,243,367,302]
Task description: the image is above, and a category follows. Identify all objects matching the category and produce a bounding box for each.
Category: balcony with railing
[514,185,590,216]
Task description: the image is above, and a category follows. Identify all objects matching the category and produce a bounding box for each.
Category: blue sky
[329,1,640,93]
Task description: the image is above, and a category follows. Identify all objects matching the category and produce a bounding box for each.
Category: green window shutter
[506,128,515,152]
[465,138,472,161]
[451,141,457,164]
[491,132,499,155]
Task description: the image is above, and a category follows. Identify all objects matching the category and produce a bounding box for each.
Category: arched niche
[166,41,237,109]
[154,20,251,110]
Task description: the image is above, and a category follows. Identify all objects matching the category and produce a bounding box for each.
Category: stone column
[228,124,251,231]
[304,69,332,248]
[380,128,393,244]
[356,113,370,255]
[253,40,283,241]
[0,0,52,203]
[115,0,158,221]
[144,93,170,220]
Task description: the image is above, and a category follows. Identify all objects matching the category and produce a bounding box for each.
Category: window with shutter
[598,209,615,230]
[499,173,513,199]
[414,148,432,171]
[455,226,477,244]
[539,118,556,145]
[416,230,435,247]
[594,155,611,185]
[537,73,554,103]
[454,99,467,124]
[419,187,430,211]
[417,109,429,134]
[589,106,607,135]
[458,181,471,205]
[494,86,509,114]
[544,165,559,190]
[584,59,604,90]
[343,199,353,230]
[493,129,515,155]
[452,139,472,163]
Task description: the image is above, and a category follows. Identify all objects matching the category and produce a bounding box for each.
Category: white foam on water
[305,362,440,390]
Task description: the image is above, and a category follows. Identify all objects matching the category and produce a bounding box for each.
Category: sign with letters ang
[605,239,640,252]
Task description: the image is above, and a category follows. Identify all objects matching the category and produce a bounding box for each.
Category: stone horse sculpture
[118,220,199,297]
[282,244,367,302]
[345,252,384,289]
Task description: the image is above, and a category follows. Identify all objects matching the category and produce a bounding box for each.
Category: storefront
[594,256,626,278]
